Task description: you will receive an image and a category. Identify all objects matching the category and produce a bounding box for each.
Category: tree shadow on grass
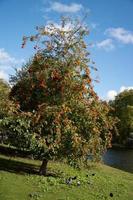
[0,145,40,175]
[0,145,63,177]
[0,156,63,178]
[0,144,32,159]
[0,156,39,175]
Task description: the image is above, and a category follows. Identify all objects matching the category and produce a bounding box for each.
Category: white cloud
[119,86,133,93]
[107,90,117,101]
[105,27,133,44]
[47,2,83,13]
[45,21,73,32]
[107,86,133,101]
[40,20,81,45]
[0,48,24,68]
[96,39,115,51]
[0,48,25,81]
[0,71,8,81]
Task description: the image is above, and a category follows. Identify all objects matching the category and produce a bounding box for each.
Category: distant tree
[0,79,10,143]
[110,89,133,144]
[0,79,10,118]
[5,17,115,175]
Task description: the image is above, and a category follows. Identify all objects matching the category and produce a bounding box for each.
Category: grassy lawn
[0,152,133,200]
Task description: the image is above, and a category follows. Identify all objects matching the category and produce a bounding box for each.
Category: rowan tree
[8,17,115,175]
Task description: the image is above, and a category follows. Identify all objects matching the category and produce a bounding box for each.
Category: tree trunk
[39,158,48,176]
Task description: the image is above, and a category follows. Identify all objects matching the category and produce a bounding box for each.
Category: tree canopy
[0,79,11,143]
[110,89,133,144]
[0,79,10,119]
[2,17,116,175]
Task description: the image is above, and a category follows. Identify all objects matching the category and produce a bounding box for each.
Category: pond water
[103,148,133,173]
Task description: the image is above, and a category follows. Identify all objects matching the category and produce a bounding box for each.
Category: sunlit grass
[0,153,133,200]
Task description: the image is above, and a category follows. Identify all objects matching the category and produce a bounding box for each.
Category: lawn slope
[0,154,133,200]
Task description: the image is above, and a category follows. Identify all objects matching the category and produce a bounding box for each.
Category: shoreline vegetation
[112,143,129,149]
[0,145,133,200]
[112,143,133,149]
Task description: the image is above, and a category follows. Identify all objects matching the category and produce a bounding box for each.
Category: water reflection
[103,148,133,173]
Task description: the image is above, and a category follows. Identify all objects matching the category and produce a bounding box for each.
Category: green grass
[0,153,133,200]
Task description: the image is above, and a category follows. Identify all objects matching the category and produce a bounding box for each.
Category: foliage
[0,111,32,149]
[109,89,133,144]
[0,79,10,119]
[8,17,116,173]
[0,79,11,143]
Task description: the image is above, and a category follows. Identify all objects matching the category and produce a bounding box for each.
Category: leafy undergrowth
[0,154,133,200]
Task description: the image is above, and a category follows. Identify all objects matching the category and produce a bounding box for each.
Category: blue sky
[0,0,133,100]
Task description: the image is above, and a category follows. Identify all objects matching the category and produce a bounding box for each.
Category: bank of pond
[103,146,133,173]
